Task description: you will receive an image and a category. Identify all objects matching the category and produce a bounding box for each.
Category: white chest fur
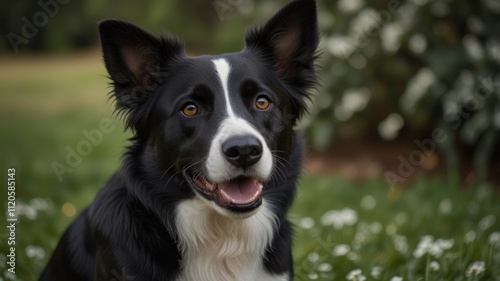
[174,199,288,281]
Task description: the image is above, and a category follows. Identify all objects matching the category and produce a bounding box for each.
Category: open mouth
[184,171,263,212]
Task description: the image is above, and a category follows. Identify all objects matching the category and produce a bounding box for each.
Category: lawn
[292,176,499,280]
[1,52,499,280]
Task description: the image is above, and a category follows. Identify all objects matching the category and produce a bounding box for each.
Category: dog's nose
[222,135,263,168]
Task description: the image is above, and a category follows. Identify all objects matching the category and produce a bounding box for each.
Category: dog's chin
[183,170,264,218]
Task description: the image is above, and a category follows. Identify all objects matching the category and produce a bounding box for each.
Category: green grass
[1,53,499,280]
[0,51,131,280]
[291,176,500,280]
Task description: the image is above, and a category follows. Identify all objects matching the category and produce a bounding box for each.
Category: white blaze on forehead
[212,58,235,117]
[207,57,273,184]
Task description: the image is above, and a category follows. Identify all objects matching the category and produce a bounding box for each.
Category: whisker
[163,160,204,189]
[271,150,296,169]
[160,163,176,180]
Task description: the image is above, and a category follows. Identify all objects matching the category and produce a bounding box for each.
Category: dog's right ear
[98,20,184,134]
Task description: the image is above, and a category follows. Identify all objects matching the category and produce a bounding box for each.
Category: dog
[40,0,319,280]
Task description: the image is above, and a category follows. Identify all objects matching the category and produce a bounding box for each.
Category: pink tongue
[218,177,263,204]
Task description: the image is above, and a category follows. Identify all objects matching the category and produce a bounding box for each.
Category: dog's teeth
[205,181,214,191]
[219,189,234,203]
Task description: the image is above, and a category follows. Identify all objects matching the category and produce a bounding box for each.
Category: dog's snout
[222,135,263,168]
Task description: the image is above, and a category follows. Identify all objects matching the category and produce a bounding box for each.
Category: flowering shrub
[304,0,500,180]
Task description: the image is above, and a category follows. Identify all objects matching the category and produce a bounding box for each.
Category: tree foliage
[2,0,499,177]
[307,0,500,179]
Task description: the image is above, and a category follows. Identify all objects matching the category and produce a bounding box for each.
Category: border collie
[40,0,319,280]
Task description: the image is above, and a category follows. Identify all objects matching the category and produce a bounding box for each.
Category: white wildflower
[413,236,454,258]
[479,215,496,230]
[385,224,397,236]
[370,266,382,279]
[346,269,366,281]
[489,231,500,246]
[428,243,444,258]
[390,277,403,281]
[4,270,16,280]
[318,263,332,272]
[413,235,434,258]
[17,201,38,220]
[429,261,440,272]
[360,195,376,210]
[466,261,486,277]
[300,217,315,229]
[464,230,476,243]
[347,252,359,262]
[436,239,454,250]
[340,208,358,225]
[392,235,409,254]
[320,208,358,229]
[438,198,453,215]
[25,245,45,260]
[352,232,367,250]
[333,244,351,256]
[308,272,319,280]
[307,252,320,263]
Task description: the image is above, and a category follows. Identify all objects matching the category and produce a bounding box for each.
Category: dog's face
[99,0,318,218]
[151,55,283,217]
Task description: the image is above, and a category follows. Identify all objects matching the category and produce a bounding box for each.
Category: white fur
[175,198,289,281]
[207,58,273,185]
[212,58,236,117]
[173,58,288,280]
[205,117,273,184]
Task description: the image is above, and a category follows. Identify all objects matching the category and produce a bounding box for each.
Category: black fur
[40,0,319,280]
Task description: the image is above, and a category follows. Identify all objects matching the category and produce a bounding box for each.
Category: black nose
[222,135,263,169]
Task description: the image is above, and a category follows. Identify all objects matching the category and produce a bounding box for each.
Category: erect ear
[98,19,183,136]
[99,20,183,110]
[245,0,319,84]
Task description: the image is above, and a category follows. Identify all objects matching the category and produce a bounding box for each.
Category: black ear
[98,20,184,136]
[245,0,319,82]
[245,0,319,119]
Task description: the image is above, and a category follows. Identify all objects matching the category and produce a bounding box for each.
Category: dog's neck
[174,198,278,281]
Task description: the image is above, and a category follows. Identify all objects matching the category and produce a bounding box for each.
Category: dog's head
[99,0,319,218]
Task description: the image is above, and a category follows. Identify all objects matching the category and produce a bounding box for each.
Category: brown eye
[255,96,270,110]
[182,103,199,116]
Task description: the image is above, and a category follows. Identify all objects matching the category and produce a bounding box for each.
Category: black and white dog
[40,0,319,280]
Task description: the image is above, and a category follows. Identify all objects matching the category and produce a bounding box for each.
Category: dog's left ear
[245,0,319,120]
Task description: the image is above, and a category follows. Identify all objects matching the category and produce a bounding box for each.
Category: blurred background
[1,0,499,280]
